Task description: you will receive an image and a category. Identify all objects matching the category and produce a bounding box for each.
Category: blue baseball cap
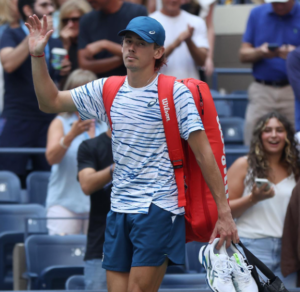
[118,16,165,46]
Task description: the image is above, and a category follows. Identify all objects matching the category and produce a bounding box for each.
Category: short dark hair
[18,0,36,21]
[154,43,166,71]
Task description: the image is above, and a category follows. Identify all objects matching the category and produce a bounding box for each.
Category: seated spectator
[59,0,92,72]
[286,47,300,136]
[77,129,114,290]
[52,0,68,38]
[46,69,108,235]
[0,0,68,186]
[228,111,300,288]
[239,0,300,145]
[78,0,147,78]
[150,0,208,80]
[0,0,20,114]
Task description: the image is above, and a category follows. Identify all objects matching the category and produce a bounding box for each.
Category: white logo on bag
[149,31,155,34]
[162,98,170,122]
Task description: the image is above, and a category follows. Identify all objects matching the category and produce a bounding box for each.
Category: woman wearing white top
[228,111,300,288]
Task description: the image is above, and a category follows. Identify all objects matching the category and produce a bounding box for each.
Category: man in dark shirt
[78,0,148,78]
[0,0,69,183]
[77,129,113,290]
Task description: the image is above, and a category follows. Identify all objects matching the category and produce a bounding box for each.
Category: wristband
[59,137,68,149]
[110,164,114,178]
[30,53,45,58]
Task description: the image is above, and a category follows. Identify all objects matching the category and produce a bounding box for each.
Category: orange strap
[157,75,186,207]
[102,76,126,130]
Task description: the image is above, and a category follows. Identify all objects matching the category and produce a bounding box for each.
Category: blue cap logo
[118,16,165,46]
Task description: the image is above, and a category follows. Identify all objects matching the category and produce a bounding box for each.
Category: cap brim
[118,29,155,44]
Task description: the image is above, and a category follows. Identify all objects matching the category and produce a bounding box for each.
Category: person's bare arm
[25,15,77,113]
[85,40,122,58]
[239,42,278,63]
[186,38,208,66]
[188,130,238,248]
[228,156,253,218]
[46,118,94,165]
[228,156,275,218]
[0,36,29,73]
[204,3,215,77]
[78,49,123,74]
[78,165,114,195]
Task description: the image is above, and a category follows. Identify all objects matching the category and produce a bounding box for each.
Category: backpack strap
[158,74,186,207]
[102,76,126,130]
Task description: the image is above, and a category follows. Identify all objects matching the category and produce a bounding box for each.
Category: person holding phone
[228,111,300,288]
[239,0,300,146]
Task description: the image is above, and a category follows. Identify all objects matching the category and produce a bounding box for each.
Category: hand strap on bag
[102,76,127,130]
[157,74,186,207]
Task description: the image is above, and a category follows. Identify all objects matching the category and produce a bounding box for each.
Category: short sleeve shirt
[150,10,209,80]
[77,133,113,261]
[78,2,148,78]
[243,3,300,81]
[0,27,62,120]
[71,74,204,215]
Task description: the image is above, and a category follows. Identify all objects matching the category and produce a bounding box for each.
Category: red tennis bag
[103,74,228,243]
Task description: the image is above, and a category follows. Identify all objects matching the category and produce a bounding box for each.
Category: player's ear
[154,45,164,60]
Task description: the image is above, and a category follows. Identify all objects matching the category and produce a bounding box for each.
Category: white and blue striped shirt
[71,75,204,215]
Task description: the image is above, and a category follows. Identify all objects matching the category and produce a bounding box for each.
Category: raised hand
[25,15,53,56]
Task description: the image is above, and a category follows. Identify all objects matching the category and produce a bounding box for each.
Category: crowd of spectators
[0,0,300,290]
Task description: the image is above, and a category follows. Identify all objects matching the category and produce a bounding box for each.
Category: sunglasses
[62,17,81,25]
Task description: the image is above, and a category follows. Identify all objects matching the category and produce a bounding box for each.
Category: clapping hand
[25,15,53,56]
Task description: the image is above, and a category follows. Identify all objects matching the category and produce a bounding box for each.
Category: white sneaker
[227,244,259,292]
[199,239,236,292]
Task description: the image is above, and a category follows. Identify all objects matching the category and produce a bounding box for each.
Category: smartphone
[255,178,272,191]
[268,43,279,52]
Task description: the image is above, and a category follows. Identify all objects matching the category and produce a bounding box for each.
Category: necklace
[144,72,158,87]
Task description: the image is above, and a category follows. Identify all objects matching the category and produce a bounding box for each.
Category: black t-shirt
[78,2,148,78]
[0,27,62,121]
[77,132,113,261]
[69,42,78,72]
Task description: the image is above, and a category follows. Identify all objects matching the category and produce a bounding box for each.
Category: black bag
[234,241,289,292]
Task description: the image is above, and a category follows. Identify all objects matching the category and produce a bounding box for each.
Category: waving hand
[25,15,53,56]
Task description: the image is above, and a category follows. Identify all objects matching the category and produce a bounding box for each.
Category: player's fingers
[33,15,41,31]
[225,233,232,249]
[25,23,32,33]
[209,226,217,244]
[216,235,225,250]
[44,30,54,43]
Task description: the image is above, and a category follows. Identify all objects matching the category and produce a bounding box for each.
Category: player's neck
[127,69,157,88]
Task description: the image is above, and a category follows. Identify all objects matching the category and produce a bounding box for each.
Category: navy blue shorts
[102,204,185,272]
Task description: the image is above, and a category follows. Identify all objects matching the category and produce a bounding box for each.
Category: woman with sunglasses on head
[228,111,300,288]
[59,0,92,72]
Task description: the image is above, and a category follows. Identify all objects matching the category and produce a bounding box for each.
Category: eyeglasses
[62,17,81,25]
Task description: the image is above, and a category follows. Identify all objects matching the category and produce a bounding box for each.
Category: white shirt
[236,174,296,238]
[71,74,204,215]
[155,0,216,19]
[150,10,209,80]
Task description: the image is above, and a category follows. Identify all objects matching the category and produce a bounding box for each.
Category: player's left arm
[188,130,239,248]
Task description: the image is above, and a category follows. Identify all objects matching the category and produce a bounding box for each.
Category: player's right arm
[26,15,76,113]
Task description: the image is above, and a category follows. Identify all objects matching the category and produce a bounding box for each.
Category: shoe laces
[231,258,253,283]
[212,254,233,282]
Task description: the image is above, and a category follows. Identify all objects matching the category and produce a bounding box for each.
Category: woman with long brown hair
[228,111,300,288]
